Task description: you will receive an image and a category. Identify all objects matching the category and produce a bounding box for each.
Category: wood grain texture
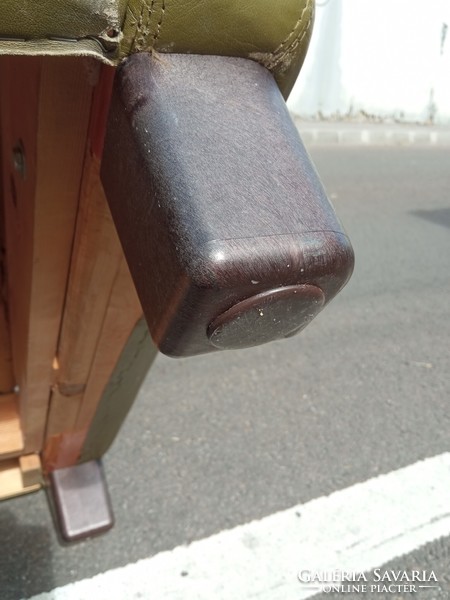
[44,254,143,470]
[19,453,42,488]
[43,66,145,470]
[80,318,157,463]
[50,65,118,405]
[101,54,354,357]
[0,299,14,393]
[0,57,40,450]
[51,154,123,408]
[0,458,40,500]
[0,394,23,458]
[45,389,84,441]
[0,56,95,453]
[0,185,14,393]
[75,255,142,433]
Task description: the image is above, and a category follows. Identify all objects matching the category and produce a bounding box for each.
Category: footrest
[49,460,114,542]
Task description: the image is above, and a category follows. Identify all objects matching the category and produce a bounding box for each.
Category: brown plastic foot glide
[49,460,114,542]
[101,53,354,357]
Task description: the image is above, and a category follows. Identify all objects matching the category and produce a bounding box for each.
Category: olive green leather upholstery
[0,0,313,96]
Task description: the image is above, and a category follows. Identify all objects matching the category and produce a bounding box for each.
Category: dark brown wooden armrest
[101,53,354,357]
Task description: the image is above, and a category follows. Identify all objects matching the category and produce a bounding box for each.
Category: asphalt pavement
[1,142,450,599]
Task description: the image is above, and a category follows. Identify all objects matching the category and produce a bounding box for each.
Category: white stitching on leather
[134,0,155,51]
[152,0,166,44]
[269,0,312,63]
[130,0,165,51]
[276,5,313,71]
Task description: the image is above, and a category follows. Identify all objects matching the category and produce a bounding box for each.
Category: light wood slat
[0,183,14,392]
[0,57,40,450]
[76,256,142,433]
[0,56,96,452]
[44,388,84,441]
[0,115,15,393]
[0,393,23,457]
[79,318,157,463]
[19,453,42,488]
[44,253,143,469]
[43,65,145,470]
[43,153,124,470]
[0,458,40,501]
[0,300,14,394]
[55,154,124,393]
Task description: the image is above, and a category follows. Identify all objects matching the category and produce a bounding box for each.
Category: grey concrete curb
[292,119,450,146]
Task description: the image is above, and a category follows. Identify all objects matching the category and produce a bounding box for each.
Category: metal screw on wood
[12,143,26,178]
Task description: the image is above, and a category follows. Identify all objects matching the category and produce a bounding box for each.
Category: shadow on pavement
[411,207,450,229]
[0,508,53,600]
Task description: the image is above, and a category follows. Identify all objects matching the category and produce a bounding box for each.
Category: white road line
[30,453,450,600]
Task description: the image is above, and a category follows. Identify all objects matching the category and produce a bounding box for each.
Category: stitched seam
[275,5,312,68]
[263,2,313,71]
[129,0,165,51]
[122,0,311,67]
[134,0,155,51]
[153,0,166,44]
[134,1,145,51]
[270,0,312,60]
[140,1,154,50]
[124,2,140,52]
